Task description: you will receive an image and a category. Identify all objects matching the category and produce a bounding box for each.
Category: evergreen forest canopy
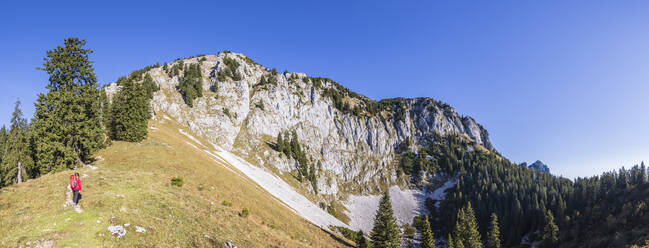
[0,38,647,247]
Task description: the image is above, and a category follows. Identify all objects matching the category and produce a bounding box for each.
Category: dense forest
[395,133,649,247]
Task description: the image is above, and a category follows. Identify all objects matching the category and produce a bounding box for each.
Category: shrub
[240,208,250,218]
[223,108,231,118]
[171,176,184,187]
[255,101,264,110]
[333,226,360,242]
[221,200,232,206]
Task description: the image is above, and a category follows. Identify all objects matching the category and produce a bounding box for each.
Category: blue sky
[1,0,648,179]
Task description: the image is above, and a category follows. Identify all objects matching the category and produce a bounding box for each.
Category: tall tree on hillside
[276,132,284,155]
[542,210,559,248]
[486,213,501,248]
[357,231,369,248]
[32,38,105,173]
[453,202,482,248]
[0,125,6,186]
[421,217,436,248]
[370,190,400,248]
[2,100,34,185]
[0,125,7,168]
[447,234,455,248]
[110,77,150,142]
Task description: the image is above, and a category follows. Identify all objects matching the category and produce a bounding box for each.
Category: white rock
[108,225,126,238]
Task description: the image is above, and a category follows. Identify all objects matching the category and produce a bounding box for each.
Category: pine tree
[486,213,501,248]
[0,125,7,166]
[110,77,150,142]
[277,132,284,154]
[421,217,436,248]
[290,130,300,158]
[0,126,5,186]
[177,63,203,107]
[542,210,559,248]
[370,190,400,248]
[2,100,34,185]
[453,202,482,248]
[357,231,369,248]
[32,38,105,173]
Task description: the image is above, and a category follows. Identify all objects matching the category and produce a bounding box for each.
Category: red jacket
[71,177,82,191]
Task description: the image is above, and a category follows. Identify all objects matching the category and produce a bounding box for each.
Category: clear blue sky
[1,0,648,179]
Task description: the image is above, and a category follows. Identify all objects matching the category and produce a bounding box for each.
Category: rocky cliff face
[107,52,493,197]
[528,160,550,173]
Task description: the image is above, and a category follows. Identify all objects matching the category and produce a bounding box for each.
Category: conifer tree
[2,100,34,185]
[486,213,501,248]
[453,202,482,248]
[542,210,559,248]
[32,38,105,173]
[357,231,369,248]
[0,126,5,186]
[447,234,455,248]
[370,190,400,248]
[290,130,300,158]
[110,77,150,142]
[0,125,7,167]
[277,132,284,154]
[421,217,436,248]
[177,63,203,107]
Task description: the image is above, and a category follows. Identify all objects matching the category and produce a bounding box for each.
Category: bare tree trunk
[17,161,22,183]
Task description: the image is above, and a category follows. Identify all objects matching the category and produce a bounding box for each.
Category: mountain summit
[528,160,550,173]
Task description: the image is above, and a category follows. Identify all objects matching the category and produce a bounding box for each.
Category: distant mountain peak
[528,160,550,173]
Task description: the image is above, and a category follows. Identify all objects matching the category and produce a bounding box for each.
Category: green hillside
[0,119,352,247]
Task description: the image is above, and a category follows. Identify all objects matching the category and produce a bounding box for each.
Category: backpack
[69,174,76,189]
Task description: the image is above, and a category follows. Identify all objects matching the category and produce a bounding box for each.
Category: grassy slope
[0,118,352,247]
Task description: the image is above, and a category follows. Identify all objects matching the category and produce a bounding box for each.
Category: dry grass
[0,119,352,247]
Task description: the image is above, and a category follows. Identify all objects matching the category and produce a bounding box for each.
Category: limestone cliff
[106,52,494,198]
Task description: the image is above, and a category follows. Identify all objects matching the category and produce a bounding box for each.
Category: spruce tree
[0,125,7,167]
[357,231,369,248]
[453,202,482,248]
[486,213,501,248]
[0,126,5,186]
[110,77,150,142]
[447,234,455,248]
[277,132,284,154]
[370,190,400,248]
[2,100,34,185]
[421,217,436,248]
[32,38,105,173]
[542,210,559,248]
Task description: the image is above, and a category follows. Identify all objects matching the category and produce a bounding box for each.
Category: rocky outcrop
[107,52,494,197]
[528,160,550,173]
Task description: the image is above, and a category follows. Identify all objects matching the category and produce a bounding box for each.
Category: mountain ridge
[105,52,493,196]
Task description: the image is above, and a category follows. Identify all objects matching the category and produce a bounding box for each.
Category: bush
[240,208,250,218]
[171,176,184,187]
[221,200,232,206]
[333,226,360,243]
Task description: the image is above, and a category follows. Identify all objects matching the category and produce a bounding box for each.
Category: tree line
[0,38,156,188]
[399,132,648,247]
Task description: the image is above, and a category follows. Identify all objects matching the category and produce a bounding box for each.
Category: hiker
[70,172,82,206]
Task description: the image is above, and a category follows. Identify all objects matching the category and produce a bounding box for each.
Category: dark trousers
[73,190,80,205]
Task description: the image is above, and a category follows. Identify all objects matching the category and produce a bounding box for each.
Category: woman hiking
[70,172,82,206]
